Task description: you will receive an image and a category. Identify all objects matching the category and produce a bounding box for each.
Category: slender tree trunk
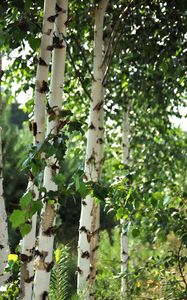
[0,128,9,287]
[33,1,68,299]
[20,2,56,299]
[0,53,3,113]
[0,53,10,287]
[89,87,105,300]
[120,107,130,296]
[77,1,108,298]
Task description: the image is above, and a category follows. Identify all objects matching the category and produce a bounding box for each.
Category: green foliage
[9,191,42,237]
[49,245,70,300]
[0,257,20,300]
[95,229,122,300]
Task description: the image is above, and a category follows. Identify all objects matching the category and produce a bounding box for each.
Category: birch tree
[19,1,56,299]
[77,1,108,298]
[0,53,10,288]
[0,128,9,288]
[120,106,130,296]
[33,1,68,299]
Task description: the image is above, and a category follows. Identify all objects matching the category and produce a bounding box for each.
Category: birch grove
[77,1,109,297]
[33,1,68,298]
[120,107,130,295]
[20,1,56,299]
[1,1,187,299]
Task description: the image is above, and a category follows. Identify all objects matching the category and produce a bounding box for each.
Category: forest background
[0,0,187,299]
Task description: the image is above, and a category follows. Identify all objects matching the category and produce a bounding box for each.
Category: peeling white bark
[77,1,108,298]
[0,127,10,288]
[20,1,56,299]
[121,108,130,295]
[33,1,68,299]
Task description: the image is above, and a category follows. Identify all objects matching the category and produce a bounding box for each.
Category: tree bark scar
[38,57,48,66]
[98,126,104,131]
[86,154,95,164]
[82,200,87,206]
[35,249,43,257]
[24,275,34,283]
[89,122,96,130]
[92,228,100,236]
[97,138,104,144]
[36,80,49,93]
[20,253,32,263]
[93,101,103,111]
[46,261,54,272]
[51,163,59,171]
[43,226,56,236]
[86,274,90,280]
[87,233,91,243]
[42,291,48,300]
[46,45,54,51]
[81,251,90,259]
[83,173,88,181]
[99,157,105,165]
[44,28,52,36]
[56,4,67,13]
[79,226,90,234]
[53,36,65,49]
[47,14,58,23]
[0,245,3,249]
[77,267,83,274]
[29,121,37,136]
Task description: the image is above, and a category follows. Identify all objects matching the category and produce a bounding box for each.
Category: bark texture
[121,108,130,295]
[20,1,56,299]
[33,1,68,299]
[77,1,108,298]
[0,127,10,287]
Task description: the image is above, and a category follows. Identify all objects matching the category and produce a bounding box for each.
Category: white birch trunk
[0,128,10,287]
[121,108,130,295]
[89,87,105,300]
[77,1,108,298]
[0,53,2,113]
[33,1,68,299]
[20,2,56,299]
[0,53,10,288]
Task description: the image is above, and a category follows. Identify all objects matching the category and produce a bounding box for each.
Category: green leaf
[59,110,73,118]
[28,200,43,217]
[74,174,80,191]
[28,37,40,51]
[20,223,32,237]
[116,207,124,220]
[10,210,26,228]
[68,120,83,133]
[78,181,88,198]
[48,199,56,205]
[20,192,33,209]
